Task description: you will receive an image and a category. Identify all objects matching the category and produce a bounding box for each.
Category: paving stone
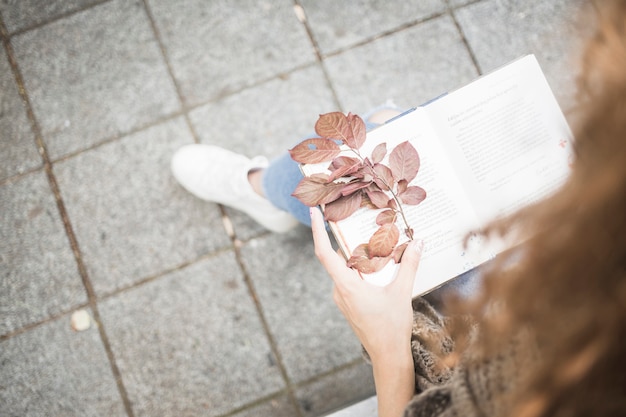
[231,394,298,417]
[54,117,230,296]
[11,0,180,159]
[146,0,315,106]
[0,171,86,336]
[299,0,446,55]
[0,46,41,181]
[0,0,103,34]
[454,0,592,111]
[295,361,376,417]
[448,0,477,8]
[324,14,478,115]
[0,310,126,416]
[189,65,335,240]
[240,229,363,383]
[98,253,285,417]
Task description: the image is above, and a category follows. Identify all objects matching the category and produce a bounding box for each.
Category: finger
[393,239,424,294]
[310,207,354,285]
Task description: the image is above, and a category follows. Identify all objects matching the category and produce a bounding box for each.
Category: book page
[316,109,491,296]
[426,55,573,225]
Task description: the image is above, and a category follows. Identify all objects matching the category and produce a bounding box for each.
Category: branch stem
[349,148,414,240]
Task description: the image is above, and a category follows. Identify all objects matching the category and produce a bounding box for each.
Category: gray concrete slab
[0,47,41,181]
[295,361,375,417]
[454,0,592,111]
[146,0,316,107]
[98,253,285,417]
[0,0,103,34]
[324,14,479,114]
[0,310,125,416]
[54,117,230,296]
[11,0,180,159]
[0,171,86,336]
[240,230,363,384]
[300,0,446,55]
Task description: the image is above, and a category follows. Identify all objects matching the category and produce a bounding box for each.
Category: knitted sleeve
[402,298,528,417]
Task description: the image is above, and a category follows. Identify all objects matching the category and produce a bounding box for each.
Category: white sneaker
[171,144,299,233]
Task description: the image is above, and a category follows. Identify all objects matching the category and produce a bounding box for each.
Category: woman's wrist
[371,345,415,417]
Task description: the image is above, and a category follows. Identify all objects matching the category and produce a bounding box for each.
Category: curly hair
[453,1,626,416]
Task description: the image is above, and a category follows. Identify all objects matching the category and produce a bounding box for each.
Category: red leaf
[323,193,362,222]
[341,180,372,196]
[389,141,420,182]
[376,209,397,226]
[328,156,362,181]
[372,163,395,191]
[397,179,408,194]
[289,138,341,164]
[392,242,409,263]
[346,113,366,149]
[315,112,354,146]
[347,244,391,274]
[369,223,400,258]
[399,186,426,205]
[291,177,345,206]
[371,143,387,164]
[365,188,389,209]
[360,193,377,209]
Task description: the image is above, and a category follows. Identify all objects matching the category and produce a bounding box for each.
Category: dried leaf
[346,113,367,149]
[289,138,341,164]
[328,156,362,181]
[389,141,420,182]
[371,143,387,164]
[399,186,427,205]
[376,209,397,226]
[341,180,372,196]
[324,193,362,222]
[292,176,345,206]
[315,112,354,145]
[365,188,390,209]
[347,244,391,273]
[392,242,409,263]
[405,227,414,239]
[397,179,408,194]
[360,193,377,209]
[369,223,400,258]
[372,163,395,191]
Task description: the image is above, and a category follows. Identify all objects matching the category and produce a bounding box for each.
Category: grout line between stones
[140,0,202,146]
[4,0,113,38]
[219,209,305,417]
[292,0,344,111]
[447,4,483,76]
[0,16,136,417]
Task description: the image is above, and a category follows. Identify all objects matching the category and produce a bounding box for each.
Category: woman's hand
[310,207,424,417]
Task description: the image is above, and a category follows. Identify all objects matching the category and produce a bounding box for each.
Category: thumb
[393,239,424,294]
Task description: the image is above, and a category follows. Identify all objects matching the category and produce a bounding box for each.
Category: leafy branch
[289,112,427,274]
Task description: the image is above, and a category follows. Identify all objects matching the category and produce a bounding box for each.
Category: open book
[302,55,573,296]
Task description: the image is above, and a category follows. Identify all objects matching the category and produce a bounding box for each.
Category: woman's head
[462,1,626,415]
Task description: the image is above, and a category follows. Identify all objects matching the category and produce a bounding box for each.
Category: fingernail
[414,239,424,252]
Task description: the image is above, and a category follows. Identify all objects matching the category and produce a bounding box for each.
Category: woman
[312,1,626,415]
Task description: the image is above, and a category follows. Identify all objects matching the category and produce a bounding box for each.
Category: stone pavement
[0,0,593,416]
